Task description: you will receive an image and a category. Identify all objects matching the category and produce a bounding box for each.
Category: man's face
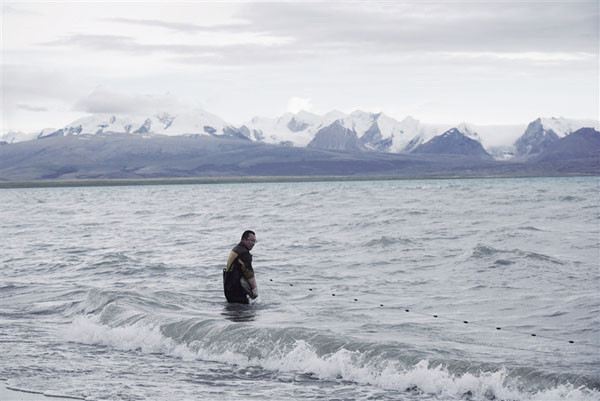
[243,234,256,250]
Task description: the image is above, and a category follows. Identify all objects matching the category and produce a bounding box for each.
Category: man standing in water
[223,230,258,304]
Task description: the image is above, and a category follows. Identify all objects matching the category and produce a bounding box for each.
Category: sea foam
[62,316,599,401]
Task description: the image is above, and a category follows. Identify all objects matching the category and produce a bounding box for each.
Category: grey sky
[2,1,598,133]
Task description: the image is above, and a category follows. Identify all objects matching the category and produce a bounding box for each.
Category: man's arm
[240,252,258,298]
[248,277,258,298]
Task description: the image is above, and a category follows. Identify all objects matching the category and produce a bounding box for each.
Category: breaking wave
[61,311,599,401]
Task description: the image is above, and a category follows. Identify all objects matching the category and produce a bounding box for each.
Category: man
[223,230,259,304]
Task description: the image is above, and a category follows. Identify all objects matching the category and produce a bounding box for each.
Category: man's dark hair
[241,230,255,240]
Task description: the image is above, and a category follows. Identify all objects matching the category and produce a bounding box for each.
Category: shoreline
[1,382,83,401]
[0,173,596,189]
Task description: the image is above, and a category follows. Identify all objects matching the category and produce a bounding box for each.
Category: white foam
[62,317,599,401]
[63,316,196,360]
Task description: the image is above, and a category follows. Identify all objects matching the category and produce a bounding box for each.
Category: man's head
[241,230,256,250]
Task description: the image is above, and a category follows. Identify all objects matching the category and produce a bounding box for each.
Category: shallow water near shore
[1,177,599,400]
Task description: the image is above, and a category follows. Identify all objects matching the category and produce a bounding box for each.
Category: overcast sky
[2,1,598,132]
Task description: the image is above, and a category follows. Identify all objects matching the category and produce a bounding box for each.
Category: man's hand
[251,287,258,299]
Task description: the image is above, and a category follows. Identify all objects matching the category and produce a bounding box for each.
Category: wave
[61,313,600,401]
[174,212,202,219]
[81,252,170,276]
[559,196,585,202]
[518,226,543,232]
[64,288,185,319]
[364,236,413,248]
[471,244,565,266]
[3,382,85,401]
[0,283,29,292]
[134,210,153,215]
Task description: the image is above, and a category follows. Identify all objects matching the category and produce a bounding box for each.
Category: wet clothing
[223,242,255,304]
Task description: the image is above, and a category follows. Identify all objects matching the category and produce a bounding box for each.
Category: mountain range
[1,109,598,182]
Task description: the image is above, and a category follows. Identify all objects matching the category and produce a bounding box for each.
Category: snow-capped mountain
[514,117,600,159]
[241,110,449,153]
[453,123,483,142]
[412,127,493,160]
[307,120,367,153]
[4,108,598,163]
[32,109,244,140]
[1,128,56,144]
[238,110,347,146]
[339,111,446,153]
[534,127,600,163]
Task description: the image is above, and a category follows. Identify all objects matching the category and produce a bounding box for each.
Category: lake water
[1,177,598,400]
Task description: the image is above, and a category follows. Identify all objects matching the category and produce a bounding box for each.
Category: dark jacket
[223,242,254,304]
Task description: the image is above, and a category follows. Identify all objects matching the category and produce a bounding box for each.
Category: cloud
[43,33,155,53]
[108,17,247,33]
[17,103,48,112]
[1,2,38,16]
[42,32,288,62]
[237,2,599,53]
[3,1,598,130]
[73,87,186,115]
[38,2,598,69]
[441,51,595,62]
[2,64,83,101]
[287,97,313,114]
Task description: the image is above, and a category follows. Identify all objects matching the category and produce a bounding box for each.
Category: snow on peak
[242,111,327,146]
[61,114,135,135]
[341,110,378,135]
[391,118,450,152]
[295,110,321,123]
[455,122,482,142]
[1,130,41,143]
[49,108,233,138]
[323,110,347,122]
[163,108,230,135]
[539,117,599,138]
